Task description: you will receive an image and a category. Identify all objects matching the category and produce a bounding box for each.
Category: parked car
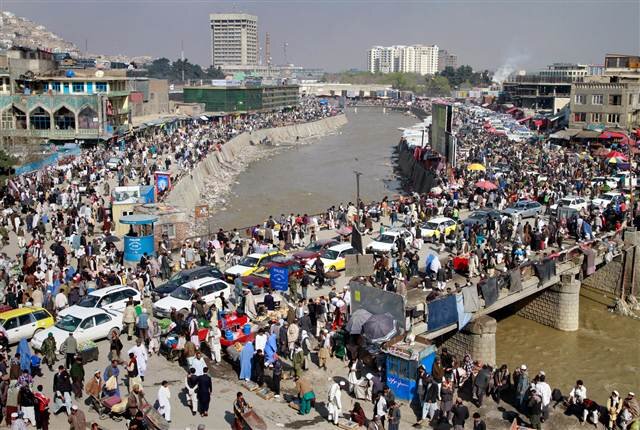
[462,209,503,228]
[0,307,54,344]
[105,157,123,171]
[591,192,628,210]
[153,277,231,318]
[305,243,359,272]
[420,217,457,240]
[549,196,589,215]
[57,285,140,319]
[31,307,123,352]
[151,266,224,300]
[502,200,544,218]
[292,239,340,264]
[224,251,286,282]
[365,229,413,254]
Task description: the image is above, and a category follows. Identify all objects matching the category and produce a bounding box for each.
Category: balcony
[0,128,102,139]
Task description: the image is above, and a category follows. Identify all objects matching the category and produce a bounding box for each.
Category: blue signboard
[123,235,155,262]
[269,266,289,291]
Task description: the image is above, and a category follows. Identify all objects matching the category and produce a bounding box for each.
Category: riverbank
[166,114,348,221]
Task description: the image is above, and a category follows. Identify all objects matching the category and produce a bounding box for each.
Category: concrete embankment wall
[167,114,348,211]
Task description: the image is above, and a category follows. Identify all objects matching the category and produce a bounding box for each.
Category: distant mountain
[0,10,153,65]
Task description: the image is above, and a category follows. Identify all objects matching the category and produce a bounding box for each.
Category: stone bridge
[406,228,640,365]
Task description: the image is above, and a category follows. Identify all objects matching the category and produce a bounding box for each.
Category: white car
[591,176,619,190]
[31,307,123,352]
[305,243,359,272]
[57,285,140,319]
[365,229,413,254]
[153,277,231,318]
[550,196,589,215]
[106,157,122,170]
[591,192,627,209]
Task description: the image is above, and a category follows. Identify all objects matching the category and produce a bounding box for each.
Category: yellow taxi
[0,307,54,344]
[224,250,286,281]
[420,217,457,240]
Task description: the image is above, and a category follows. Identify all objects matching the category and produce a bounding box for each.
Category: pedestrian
[127,339,148,382]
[185,368,198,416]
[492,364,511,404]
[41,333,57,372]
[123,299,136,341]
[272,353,282,397]
[136,308,150,345]
[67,405,86,430]
[61,333,77,370]
[207,324,222,364]
[233,392,249,430]
[473,364,491,406]
[527,387,543,430]
[252,349,265,386]
[327,380,344,425]
[387,400,401,430]
[472,412,487,430]
[515,364,529,410]
[294,375,315,415]
[197,367,212,417]
[156,380,171,423]
[52,365,73,415]
[292,345,304,378]
[606,390,622,430]
[451,398,469,430]
[239,341,254,381]
[69,356,84,399]
[34,385,50,430]
[374,392,388,428]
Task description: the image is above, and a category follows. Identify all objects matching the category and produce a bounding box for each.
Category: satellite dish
[95,70,104,78]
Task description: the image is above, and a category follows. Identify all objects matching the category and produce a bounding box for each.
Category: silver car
[502,200,544,218]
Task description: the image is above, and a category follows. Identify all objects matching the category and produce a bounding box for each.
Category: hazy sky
[5,0,640,72]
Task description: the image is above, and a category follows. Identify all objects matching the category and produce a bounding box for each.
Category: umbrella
[430,186,443,195]
[467,163,486,171]
[103,235,120,243]
[608,157,622,164]
[345,309,372,334]
[362,313,397,343]
[475,180,498,191]
[605,150,627,160]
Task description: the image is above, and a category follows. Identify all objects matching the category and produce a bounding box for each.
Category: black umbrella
[362,313,397,343]
[103,235,120,243]
[345,308,372,334]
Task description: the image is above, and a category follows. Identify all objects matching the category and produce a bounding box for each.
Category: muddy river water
[210,106,639,404]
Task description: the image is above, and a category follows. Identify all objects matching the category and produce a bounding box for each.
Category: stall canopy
[549,129,580,140]
[575,130,601,139]
[120,214,158,225]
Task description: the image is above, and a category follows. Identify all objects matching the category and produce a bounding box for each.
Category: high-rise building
[367,44,439,75]
[209,13,258,67]
[437,49,458,72]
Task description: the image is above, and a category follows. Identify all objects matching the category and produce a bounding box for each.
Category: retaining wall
[166,114,347,211]
[516,275,581,331]
[440,315,497,365]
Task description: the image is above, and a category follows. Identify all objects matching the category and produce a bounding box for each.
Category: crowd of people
[0,95,637,430]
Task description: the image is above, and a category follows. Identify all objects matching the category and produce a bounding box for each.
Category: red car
[292,238,341,264]
[240,257,304,290]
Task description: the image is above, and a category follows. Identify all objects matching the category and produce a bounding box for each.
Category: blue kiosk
[383,341,437,401]
[120,214,158,263]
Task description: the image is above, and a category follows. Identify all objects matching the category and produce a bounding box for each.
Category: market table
[78,346,99,364]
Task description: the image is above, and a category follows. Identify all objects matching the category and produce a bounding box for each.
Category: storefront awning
[549,129,580,140]
[575,130,601,139]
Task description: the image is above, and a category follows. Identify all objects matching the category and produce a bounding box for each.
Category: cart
[219,312,256,348]
[142,404,170,430]
[242,408,267,430]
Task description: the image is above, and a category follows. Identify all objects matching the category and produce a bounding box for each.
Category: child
[30,351,42,377]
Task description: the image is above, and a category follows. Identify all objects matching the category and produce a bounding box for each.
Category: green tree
[424,75,451,97]
[0,149,17,179]
[146,57,172,79]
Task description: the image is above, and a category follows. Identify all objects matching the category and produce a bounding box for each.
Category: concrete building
[209,13,258,68]
[299,82,393,98]
[437,49,457,72]
[367,44,439,75]
[183,84,299,113]
[539,63,590,81]
[569,54,640,130]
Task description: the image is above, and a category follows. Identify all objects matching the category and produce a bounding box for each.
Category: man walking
[197,367,212,417]
[156,380,171,423]
[61,333,77,369]
[451,398,469,430]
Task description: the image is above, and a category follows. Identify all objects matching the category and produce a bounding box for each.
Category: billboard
[350,281,407,331]
[431,103,452,157]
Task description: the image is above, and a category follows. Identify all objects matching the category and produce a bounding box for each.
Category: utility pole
[354,171,362,228]
[283,42,288,65]
[181,40,185,83]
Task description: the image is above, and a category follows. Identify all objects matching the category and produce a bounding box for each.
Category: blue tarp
[15,144,82,176]
[427,295,458,332]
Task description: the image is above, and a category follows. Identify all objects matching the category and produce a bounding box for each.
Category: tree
[424,76,451,97]
[205,66,224,79]
[146,57,172,79]
[0,149,17,178]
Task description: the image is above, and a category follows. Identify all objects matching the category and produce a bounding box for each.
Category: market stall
[383,340,436,401]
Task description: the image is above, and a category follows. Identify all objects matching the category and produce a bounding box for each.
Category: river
[496,289,640,404]
[208,107,417,229]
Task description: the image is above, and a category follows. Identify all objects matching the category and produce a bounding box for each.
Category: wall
[166,114,348,211]
[516,275,580,331]
[440,315,497,365]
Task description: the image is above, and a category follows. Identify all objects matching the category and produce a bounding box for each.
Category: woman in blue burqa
[239,341,254,381]
[17,338,32,373]
[264,333,277,365]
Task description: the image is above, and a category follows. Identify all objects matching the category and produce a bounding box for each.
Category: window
[78,106,98,129]
[51,82,61,92]
[574,113,586,122]
[80,317,95,329]
[18,314,34,326]
[607,113,620,124]
[1,109,12,129]
[29,107,51,130]
[94,314,111,326]
[54,106,75,130]
[3,318,18,330]
[95,82,108,92]
[591,113,602,123]
[160,224,176,239]
[592,94,603,105]
[629,94,635,105]
[574,94,586,104]
[72,82,84,93]
[609,94,622,105]
[32,310,51,321]
[122,289,137,299]
[62,83,70,94]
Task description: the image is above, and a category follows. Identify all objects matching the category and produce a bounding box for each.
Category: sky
[4,0,640,72]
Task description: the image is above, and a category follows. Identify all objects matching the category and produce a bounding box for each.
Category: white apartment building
[210,13,258,67]
[367,44,439,75]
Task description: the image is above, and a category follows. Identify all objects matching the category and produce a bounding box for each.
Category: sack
[105,375,117,391]
[128,376,142,391]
